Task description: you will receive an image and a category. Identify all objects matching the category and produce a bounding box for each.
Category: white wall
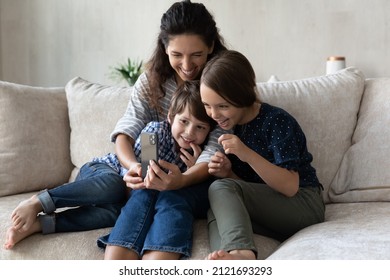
[1,0,389,87]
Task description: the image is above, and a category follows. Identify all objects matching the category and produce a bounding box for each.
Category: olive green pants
[207,178,325,256]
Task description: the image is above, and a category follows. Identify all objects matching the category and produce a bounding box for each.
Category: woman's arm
[115,134,138,170]
[111,73,169,189]
[110,73,158,143]
[115,133,145,189]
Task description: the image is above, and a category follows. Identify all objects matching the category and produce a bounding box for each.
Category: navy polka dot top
[231,103,320,188]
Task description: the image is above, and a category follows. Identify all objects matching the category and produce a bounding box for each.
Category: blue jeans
[97,178,213,259]
[37,162,127,234]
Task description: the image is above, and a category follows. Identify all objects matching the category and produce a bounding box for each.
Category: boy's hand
[180,142,202,169]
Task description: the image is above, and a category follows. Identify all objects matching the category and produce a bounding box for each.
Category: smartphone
[140,132,159,179]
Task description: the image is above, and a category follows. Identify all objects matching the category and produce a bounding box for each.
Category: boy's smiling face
[169,105,211,150]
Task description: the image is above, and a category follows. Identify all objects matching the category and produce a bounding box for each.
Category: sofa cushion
[267,202,390,259]
[257,67,365,203]
[0,81,73,197]
[65,77,132,180]
[329,78,390,202]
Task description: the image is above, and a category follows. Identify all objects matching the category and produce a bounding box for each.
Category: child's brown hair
[201,50,260,108]
[169,80,217,131]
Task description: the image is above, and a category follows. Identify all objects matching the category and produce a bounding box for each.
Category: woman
[200,50,325,260]
[115,0,227,191]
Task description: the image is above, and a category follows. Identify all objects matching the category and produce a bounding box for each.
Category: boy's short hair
[169,81,216,131]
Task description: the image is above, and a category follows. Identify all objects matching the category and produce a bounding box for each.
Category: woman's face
[166,34,213,84]
[200,83,246,131]
[169,105,211,150]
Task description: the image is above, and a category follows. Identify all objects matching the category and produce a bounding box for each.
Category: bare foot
[205,249,256,260]
[4,218,41,250]
[11,195,42,232]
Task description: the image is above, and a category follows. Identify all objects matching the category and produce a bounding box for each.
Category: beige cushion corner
[0,81,73,197]
[329,78,390,202]
[65,77,132,171]
[257,67,365,203]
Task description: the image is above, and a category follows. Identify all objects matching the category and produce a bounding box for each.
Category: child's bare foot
[4,218,41,250]
[11,195,42,232]
[205,249,256,260]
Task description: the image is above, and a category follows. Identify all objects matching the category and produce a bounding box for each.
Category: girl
[4,0,227,250]
[200,50,325,260]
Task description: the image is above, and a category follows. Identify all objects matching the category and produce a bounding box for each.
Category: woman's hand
[115,134,147,190]
[180,142,202,169]
[143,160,184,191]
[122,162,145,190]
[208,151,234,178]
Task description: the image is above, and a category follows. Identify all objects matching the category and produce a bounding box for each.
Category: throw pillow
[0,81,73,197]
[257,67,365,203]
[329,78,390,202]
[65,77,132,180]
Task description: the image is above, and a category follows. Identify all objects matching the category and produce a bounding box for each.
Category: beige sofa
[1,67,390,260]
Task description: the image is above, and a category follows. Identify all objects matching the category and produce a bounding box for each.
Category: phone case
[140,132,159,178]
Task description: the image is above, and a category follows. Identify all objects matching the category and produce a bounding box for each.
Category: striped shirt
[110,72,227,163]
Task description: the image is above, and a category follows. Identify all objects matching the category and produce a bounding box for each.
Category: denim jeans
[97,178,213,259]
[37,162,127,234]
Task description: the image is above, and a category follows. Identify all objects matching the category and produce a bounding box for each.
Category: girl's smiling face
[200,83,246,130]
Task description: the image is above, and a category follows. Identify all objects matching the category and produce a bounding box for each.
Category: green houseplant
[110,58,143,86]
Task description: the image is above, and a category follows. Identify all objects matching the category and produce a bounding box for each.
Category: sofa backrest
[4,68,388,204]
[257,67,365,203]
[65,77,133,181]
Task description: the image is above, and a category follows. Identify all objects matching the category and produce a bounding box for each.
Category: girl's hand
[144,160,183,191]
[218,134,252,163]
[180,142,202,169]
[219,134,299,197]
[123,162,145,190]
[208,151,233,178]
